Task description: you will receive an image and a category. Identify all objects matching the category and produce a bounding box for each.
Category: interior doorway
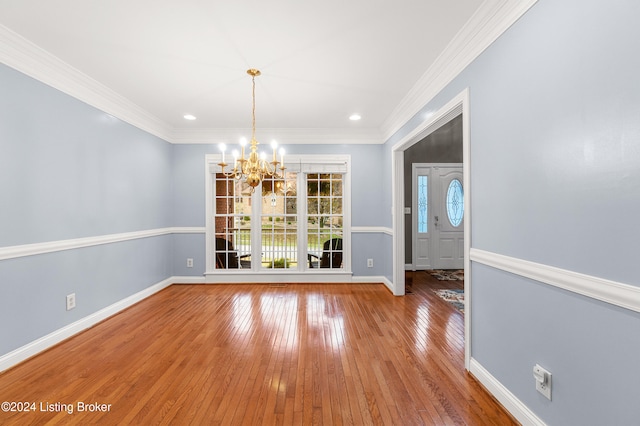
[391,88,470,368]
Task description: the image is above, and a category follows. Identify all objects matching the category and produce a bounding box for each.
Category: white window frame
[204,154,352,283]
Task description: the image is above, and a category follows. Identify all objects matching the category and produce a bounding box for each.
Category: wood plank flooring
[0,272,517,425]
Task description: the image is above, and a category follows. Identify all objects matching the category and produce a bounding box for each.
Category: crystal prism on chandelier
[218,69,285,192]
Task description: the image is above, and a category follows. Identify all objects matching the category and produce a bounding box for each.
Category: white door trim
[391,88,471,369]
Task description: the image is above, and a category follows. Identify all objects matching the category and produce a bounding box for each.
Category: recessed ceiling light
[349,114,361,121]
[184,114,197,120]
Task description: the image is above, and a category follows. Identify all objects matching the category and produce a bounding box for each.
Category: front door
[412,164,464,270]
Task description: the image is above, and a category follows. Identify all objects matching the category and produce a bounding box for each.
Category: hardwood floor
[0,273,517,425]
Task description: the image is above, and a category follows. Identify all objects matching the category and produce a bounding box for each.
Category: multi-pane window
[214,174,252,269]
[306,174,343,269]
[207,156,349,273]
[261,172,298,269]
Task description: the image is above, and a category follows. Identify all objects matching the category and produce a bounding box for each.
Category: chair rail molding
[0,227,205,261]
[351,226,393,235]
[470,248,640,314]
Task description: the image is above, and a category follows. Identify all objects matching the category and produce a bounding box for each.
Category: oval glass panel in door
[446,179,464,227]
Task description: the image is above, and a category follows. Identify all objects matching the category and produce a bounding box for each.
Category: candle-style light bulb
[240,137,247,159]
[271,140,278,162]
[279,147,285,167]
[232,149,239,169]
[219,143,226,164]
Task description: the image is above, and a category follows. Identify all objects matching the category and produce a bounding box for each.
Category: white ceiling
[0,0,503,144]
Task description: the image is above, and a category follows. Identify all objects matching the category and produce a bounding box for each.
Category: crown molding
[1,0,537,147]
[169,127,384,145]
[0,24,383,145]
[0,24,173,142]
[381,0,538,141]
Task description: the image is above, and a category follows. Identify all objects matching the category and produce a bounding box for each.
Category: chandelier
[218,69,285,192]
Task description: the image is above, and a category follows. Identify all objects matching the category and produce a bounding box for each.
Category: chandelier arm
[217,163,238,179]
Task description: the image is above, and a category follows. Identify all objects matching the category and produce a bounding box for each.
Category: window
[206,155,350,276]
[261,172,298,269]
[213,174,252,269]
[446,178,464,227]
[307,173,343,268]
[417,175,428,233]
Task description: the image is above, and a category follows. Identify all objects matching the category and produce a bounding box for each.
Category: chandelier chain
[251,74,256,141]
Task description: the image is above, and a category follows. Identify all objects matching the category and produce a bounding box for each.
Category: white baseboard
[351,275,394,293]
[171,276,206,284]
[0,277,175,373]
[469,358,546,426]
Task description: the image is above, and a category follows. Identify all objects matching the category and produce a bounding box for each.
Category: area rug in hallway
[433,289,464,313]
[427,269,464,281]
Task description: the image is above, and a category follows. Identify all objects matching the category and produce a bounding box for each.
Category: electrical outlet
[367,259,374,268]
[533,364,552,400]
[66,293,76,311]
[187,258,194,268]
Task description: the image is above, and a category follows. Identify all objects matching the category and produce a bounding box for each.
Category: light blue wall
[0,64,174,356]
[172,233,206,276]
[351,232,386,277]
[0,66,173,246]
[1,236,172,355]
[383,0,640,423]
[172,144,210,227]
[468,0,640,284]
